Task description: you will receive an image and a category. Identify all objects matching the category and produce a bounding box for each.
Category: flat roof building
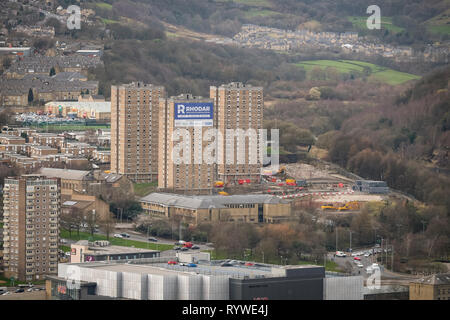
[51,258,326,300]
[69,240,160,263]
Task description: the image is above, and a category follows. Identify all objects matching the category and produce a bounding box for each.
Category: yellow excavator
[337,201,360,211]
[321,201,360,211]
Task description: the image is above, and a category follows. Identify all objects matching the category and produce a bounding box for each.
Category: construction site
[211,161,392,217]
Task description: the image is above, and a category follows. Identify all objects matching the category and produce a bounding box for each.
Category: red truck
[183,242,193,249]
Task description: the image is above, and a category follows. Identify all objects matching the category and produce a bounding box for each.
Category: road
[329,247,421,284]
[61,227,213,256]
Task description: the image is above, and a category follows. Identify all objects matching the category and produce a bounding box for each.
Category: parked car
[357,263,364,268]
[15,288,24,293]
[120,233,130,238]
[354,257,361,261]
[191,245,200,250]
[174,246,181,251]
[114,234,123,238]
[148,237,158,242]
[221,262,233,267]
[187,263,197,267]
[167,260,177,265]
[180,247,188,251]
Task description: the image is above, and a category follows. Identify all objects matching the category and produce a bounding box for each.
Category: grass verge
[60,229,174,251]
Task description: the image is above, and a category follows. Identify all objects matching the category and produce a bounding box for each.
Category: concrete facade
[111,82,164,183]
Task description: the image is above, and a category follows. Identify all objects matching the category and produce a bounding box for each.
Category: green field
[295,60,420,85]
[133,181,158,197]
[60,229,174,251]
[244,8,279,18]
[59,245,71,253]
[95,2,113,10]
[101,18,119,25]
[348,16,405,33]
[31,124,110,132]
[427,25,450,35]
[423,8,450,35]
[216,0,273,8]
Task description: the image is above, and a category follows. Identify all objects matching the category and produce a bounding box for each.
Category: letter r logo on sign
[178,104,185,114]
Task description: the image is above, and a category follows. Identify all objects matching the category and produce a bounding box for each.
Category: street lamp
[349,230,353,253]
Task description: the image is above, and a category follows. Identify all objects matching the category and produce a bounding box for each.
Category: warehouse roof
[140,192,289,209]
[39,167,91,180]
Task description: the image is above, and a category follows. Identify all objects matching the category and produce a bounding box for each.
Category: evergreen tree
[28,88,34,103]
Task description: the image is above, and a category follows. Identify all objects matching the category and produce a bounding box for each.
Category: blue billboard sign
[174,102,213,127]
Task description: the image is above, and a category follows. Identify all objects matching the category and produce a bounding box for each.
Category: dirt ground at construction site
[314,194,388,203]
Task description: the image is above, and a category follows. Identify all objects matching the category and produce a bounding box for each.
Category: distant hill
[83,0,449,45]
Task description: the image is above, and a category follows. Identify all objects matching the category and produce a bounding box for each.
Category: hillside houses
[229,24,449,64]
[4,54,102,79]
[0,72,99,106]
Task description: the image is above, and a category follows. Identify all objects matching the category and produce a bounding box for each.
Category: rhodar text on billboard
[175,102,213,127]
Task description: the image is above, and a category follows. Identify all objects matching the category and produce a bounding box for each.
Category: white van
[335,251,347,257]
